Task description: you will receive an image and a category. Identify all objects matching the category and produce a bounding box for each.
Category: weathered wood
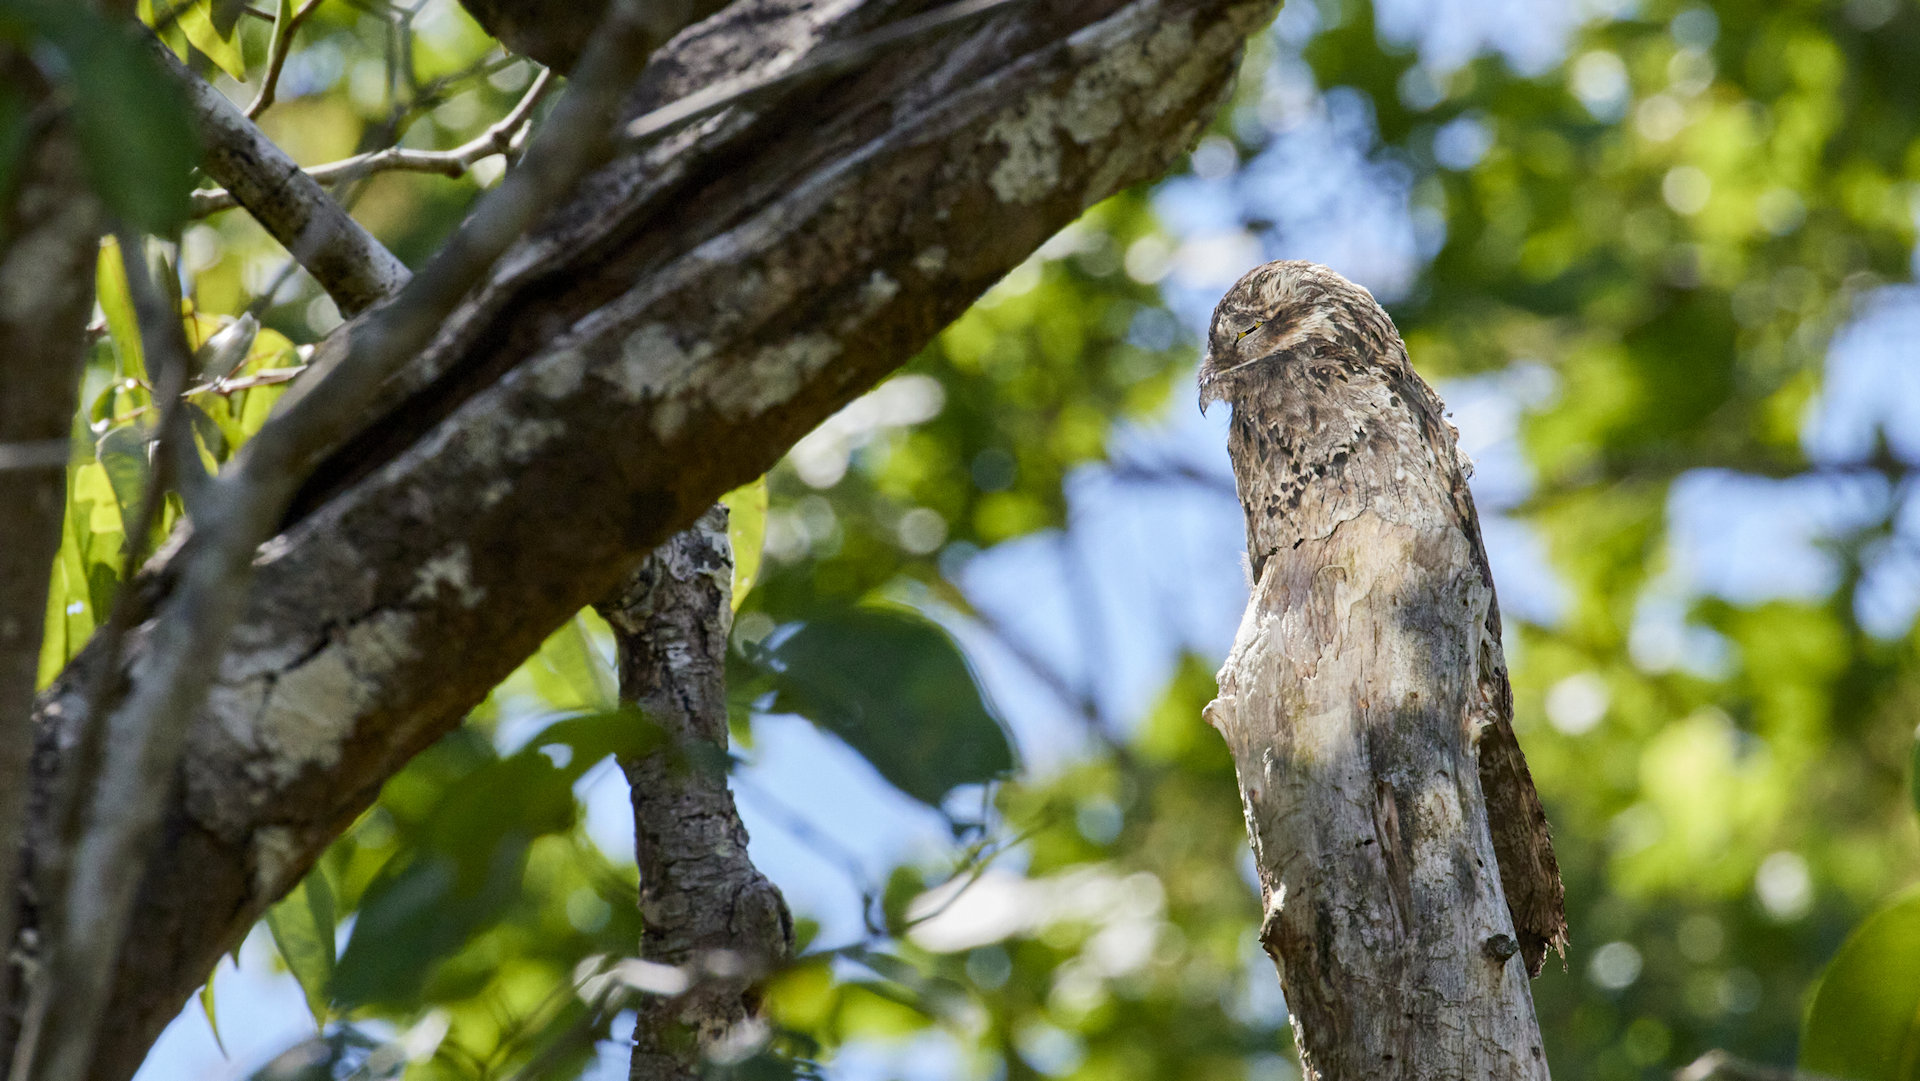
[1201,261,1561,1079]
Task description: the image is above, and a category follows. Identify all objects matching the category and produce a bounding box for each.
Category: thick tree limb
[0,71,102,1055]
[156,39,411,314]
[595,506,791,1079]
[22,0,1272,1074]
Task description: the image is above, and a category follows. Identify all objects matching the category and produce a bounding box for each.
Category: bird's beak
[1197,353,1220,416]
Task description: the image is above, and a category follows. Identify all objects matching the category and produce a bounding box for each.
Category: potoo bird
[1200,261,1565,1076]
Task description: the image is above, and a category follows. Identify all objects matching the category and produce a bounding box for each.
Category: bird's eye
[1236,321,1265,342]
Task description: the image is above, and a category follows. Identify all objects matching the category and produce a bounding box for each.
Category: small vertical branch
[595,506,792,1080]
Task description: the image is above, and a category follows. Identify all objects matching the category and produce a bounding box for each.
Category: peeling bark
[17,0,1275,1073]
[595,506,791,1079]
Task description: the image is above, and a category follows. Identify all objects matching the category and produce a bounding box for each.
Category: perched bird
[1200,260,1567,980]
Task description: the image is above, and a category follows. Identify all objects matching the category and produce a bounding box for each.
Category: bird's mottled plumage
[1201,260,1568,976]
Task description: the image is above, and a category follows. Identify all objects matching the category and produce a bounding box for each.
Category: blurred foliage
[30,0,1920,1077]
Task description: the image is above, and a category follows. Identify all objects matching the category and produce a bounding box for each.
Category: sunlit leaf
[199,979,226,1057]
[95,238,144,382]
[93,424,151,537]
[526,612,617,712]
[1801,886,1920,1080]
[266,866,338,1027]
[765,606,1014,806]
[178,0,247,81]
[723,476,769,610]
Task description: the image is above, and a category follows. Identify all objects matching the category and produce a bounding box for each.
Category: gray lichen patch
[710,334,843,420]
[250,610,418,787]
[411,546,485,607]
[983,10,1205,205]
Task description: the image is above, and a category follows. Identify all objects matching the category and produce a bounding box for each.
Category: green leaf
[1802,885,1920,1080]
[765,606,1015,806]
[199,979,226,1057]
[527,613,617,712]
[94,424,151,536]
[332,750,576,1007]
[94,238,145,382]
[722,477,768,610]
[266,866,337,1027]
[69,462,125,621]
[50,7,199,232]
[525,707,665,780]
[177,0,246,81]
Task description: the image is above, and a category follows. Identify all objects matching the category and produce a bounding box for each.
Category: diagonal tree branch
[18,0,1273,1074]
[155,37,412,314]
[595,506,792,1078]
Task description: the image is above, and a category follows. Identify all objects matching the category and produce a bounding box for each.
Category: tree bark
[1208,513,1552,1080]
[595,506,791,1079]
[12,0,1276,1073]
[1207,508,1552,1078]
[0,64,101,1053]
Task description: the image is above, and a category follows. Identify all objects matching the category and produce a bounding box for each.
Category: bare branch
[196,68,556,215]
[596,507,791,1077]
[1676,1052,1841,1081]
[154,36,412,314]
[31,1,664,1074]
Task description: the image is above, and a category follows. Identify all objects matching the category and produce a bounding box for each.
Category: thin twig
[245,0,330,119]
[198,69,555,215]
[1676,1051,1841,1081]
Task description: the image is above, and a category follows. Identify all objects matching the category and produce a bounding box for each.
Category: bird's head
[1197,260,1383,414]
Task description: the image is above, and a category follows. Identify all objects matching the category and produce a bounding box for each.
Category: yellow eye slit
[1236,321,1265,342]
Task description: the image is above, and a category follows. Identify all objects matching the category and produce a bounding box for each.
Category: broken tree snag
[1200,262,1559,1079]
[594,506,792,1079]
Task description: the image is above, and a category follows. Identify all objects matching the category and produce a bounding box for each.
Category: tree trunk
[1206,464,1553,1077]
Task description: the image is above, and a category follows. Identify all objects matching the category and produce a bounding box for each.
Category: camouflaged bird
[1200,260,1567,979]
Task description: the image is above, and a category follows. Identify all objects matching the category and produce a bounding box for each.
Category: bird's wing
[1472,632,1568,977]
